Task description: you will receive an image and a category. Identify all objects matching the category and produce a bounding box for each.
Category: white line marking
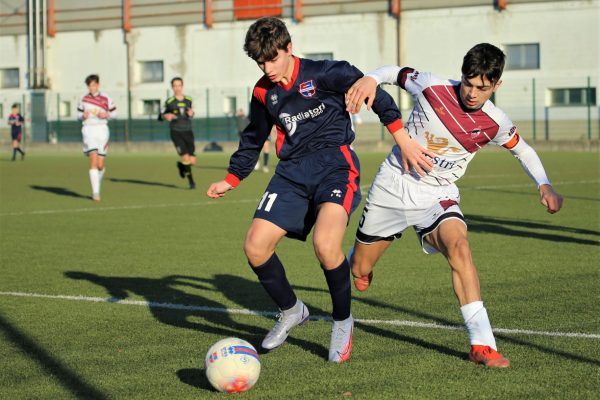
[1,291,598,340]
[2,179,597,217]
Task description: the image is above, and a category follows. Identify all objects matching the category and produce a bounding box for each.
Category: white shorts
[82,125,109,156]
[356,161,465,254]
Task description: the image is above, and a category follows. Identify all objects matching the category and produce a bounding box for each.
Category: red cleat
[353,272,373,292]
[469,345,510,368]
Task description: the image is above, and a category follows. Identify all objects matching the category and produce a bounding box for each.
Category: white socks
[460,301,497,350]
[89,168,105,196]
[89,169,100,195]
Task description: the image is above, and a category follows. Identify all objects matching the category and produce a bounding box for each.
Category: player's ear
[285,42,292,55]
[493,79,503,92]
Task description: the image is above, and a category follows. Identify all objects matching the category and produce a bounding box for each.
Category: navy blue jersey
[8,113,24,136]
[225,57,403,186]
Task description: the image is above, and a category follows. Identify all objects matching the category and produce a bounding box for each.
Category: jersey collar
[279,56,300,91]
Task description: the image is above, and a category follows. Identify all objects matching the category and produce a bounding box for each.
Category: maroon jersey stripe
[422,85,499,153]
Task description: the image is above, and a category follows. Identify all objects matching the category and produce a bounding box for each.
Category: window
[0,68,20,88]
[223,96,237,116]
[139,61,164,83]
[60,101,71,117]
[142,99,161,115]
[505,44,539,70]
[304,52,333,61]
[549,88,596,107]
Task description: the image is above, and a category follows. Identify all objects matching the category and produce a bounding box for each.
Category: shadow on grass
[64,271,329,392]
[30,185,90,199]
[108,177,179,189]
[466,214,599,245]
[0,312,107,399]
[176,368,213,391]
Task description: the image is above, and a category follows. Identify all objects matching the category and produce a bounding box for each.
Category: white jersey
[370,66,518,186]
[77,92,117,127]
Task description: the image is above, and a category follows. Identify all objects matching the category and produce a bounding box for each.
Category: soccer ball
[205,337,261,393]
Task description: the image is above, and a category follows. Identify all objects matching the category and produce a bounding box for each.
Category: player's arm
[322,61,433,175]
[207,94,272,198]
[186,97,194,117]
[160,98,175,121]
[346,65,401,113]
[77,96,87,120]
[107,96,117,119]
[503,134,563,213]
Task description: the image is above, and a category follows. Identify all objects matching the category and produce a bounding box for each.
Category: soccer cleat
[177,161,186,178]
[189,181,196,190]
[261,300,309,350]
[21,151,25,161]
[353,272,373,292]
[329,315,353,363]
[262,166,269,173]
[254,162,260,171]
[469,345,510,368]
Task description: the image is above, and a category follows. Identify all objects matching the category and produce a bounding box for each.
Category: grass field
[0,149,599,399]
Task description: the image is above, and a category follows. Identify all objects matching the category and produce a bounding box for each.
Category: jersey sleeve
[489,109,518,148]
[106,94,117,119]
[77,94,85,121]
[225,82,273,187]
[319,60,403,133]
[367,65,433,98]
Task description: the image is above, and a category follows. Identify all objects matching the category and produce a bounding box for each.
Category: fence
[0,76,598,145]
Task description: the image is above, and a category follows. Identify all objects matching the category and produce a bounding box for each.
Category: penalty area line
[1,290,599,340]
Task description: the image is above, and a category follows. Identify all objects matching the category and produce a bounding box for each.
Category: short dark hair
[461,43,505,84]
[85,74,99,85]
[244,17,291,63]
[11,103,19,109]
[171,77,183,86]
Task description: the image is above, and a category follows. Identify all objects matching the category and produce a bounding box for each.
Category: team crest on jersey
[299,80,316,98]
[270,94,278,105]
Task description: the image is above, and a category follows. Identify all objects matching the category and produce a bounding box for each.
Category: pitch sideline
[1,290,598,340]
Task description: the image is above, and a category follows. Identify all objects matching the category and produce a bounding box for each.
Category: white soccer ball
[205,337,261,393]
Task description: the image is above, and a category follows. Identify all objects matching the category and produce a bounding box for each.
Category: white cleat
[261,300,309,350]
[329,315,353,363]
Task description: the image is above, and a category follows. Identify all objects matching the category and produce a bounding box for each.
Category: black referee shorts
[170,130,195,156]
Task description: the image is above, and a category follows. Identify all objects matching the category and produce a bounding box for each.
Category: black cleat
[177,161,186,178]
[189,181,196,190]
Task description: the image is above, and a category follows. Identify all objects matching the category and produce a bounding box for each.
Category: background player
[207,17,430,363]
[78,74,117,202]
[160,77,196,189]
[345,43,563,368]
[8,103,25,161]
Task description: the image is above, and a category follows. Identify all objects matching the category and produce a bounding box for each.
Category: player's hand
[391,128,434,176]
[98,111,108,119]
[346,76,378,113]
[163,113,175,121]
[207,180,233,199]
[539,184,563,214]
[186,108,194,117]
[82,111,90,119]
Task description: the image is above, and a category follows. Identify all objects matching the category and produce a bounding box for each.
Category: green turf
[0,150,599,399]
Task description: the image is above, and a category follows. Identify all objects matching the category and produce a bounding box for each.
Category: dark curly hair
[244,17,291,63]
[461,43,505,84]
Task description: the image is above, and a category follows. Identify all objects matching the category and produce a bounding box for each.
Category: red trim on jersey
[339,145,359,214]
[275,124,285,157]
[386,119,404,134]
[253,76,271,105]
[224,173,241,188]
[502,133,520,149]
[423,85,500,153]
[280,56,300,91]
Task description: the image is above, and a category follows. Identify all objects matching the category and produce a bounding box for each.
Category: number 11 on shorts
[257,192,278,212]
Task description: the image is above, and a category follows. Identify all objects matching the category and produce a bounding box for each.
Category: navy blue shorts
[253,145,361,241]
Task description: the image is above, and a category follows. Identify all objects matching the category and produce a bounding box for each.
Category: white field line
[1,290,599,340]
[1,179,597,218]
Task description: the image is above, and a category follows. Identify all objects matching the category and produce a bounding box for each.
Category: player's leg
[177,131,196,189]
[350,240,393,292]
[247,176,312,350]
[425,220,509,368]
[313,202,354,363]
[11,139,17,161]
[87,151,101,201]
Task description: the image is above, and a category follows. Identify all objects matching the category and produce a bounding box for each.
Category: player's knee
[445,237,472,264]
[243,237,270,267]
[313,240,342,269]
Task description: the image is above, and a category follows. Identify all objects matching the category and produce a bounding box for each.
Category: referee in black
[160,77,196,189]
